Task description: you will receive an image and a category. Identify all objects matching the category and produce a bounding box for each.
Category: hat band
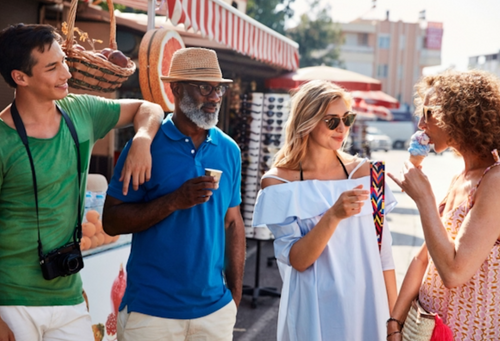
[169,67,223,79]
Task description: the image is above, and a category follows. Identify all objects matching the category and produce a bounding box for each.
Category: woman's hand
[328,184,369,220]
[388,161,434,205]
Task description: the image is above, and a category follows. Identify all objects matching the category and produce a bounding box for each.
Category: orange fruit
[96,233,105,247]
[86,210,100,224]
[94,220,103,234]
[90,235,99,249]
[82,222,96,238]
[80,236,91,251]
[103,232,114,245]
[139,29,184,112]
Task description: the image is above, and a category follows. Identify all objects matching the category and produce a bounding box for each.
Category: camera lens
[62,254,81,272]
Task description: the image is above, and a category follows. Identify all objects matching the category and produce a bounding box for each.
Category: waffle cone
[409,155,425,167]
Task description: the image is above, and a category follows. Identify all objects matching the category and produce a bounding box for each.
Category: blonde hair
[273,80,353,169]
[415,70,500,158]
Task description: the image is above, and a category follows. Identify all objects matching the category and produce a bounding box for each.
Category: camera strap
[10,99,82,261]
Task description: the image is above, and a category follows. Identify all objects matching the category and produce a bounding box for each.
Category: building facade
[469,51,500,77]
[339,18,442,110]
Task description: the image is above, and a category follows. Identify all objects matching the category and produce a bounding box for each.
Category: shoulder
[214,127,240,150]
[478,164,500,189]
[57,94,119,112]
[339,152,370,178]
[261,167,298,189]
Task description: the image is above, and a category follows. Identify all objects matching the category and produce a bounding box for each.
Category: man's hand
[171,176,216,210]
[120,135,152,195]
[0,317,15,341]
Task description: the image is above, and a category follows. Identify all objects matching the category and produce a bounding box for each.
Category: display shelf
[82,234,132,258]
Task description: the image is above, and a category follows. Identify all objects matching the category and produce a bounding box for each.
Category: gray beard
[179,93,219,130]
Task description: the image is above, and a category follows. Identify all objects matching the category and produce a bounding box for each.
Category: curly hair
[415,69,500,158]
[273,80,353,170]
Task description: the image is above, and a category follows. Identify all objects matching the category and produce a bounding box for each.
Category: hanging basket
[62,0,136,93]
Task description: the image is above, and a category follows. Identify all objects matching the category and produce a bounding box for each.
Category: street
[234,149,464,340]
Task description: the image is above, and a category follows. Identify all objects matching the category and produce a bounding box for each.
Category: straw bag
[402,299,453,341]
[63,0,136,92]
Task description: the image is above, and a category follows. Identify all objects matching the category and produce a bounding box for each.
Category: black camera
[40,242,84,280]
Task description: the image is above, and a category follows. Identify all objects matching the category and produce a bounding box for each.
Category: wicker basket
[63,0,136,93]
[402,299,436,341]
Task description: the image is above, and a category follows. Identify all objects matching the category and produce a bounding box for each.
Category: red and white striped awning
[112,0,300,70]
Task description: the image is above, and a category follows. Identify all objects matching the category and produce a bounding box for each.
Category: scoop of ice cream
[408,131,431,157]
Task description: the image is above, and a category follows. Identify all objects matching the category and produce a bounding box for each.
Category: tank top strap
[260,174,291,183]
[467,162,500,208]
[299,155,350,181]
[348,158,368,179]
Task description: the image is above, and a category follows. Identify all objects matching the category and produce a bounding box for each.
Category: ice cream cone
[409,154,425,167]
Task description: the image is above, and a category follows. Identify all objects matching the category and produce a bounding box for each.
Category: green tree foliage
[97,2,145,14]
[286,1,343,68]
[246,0,295,35]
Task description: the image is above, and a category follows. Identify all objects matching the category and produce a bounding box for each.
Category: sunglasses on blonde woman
[323,112,357,130]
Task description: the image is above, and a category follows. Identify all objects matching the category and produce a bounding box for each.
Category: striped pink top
[419,162,500,341]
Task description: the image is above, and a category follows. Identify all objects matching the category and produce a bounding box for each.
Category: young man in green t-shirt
[0,23,163,341]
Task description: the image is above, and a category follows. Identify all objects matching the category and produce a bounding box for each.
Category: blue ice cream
[408,131,431,156]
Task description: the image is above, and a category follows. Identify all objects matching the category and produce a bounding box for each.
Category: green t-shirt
[0,94,120,306]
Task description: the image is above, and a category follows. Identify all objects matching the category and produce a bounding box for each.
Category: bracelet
[386,330,402,340]
[386,317,405,330]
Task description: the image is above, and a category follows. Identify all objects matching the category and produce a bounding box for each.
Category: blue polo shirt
[107,114,242,319]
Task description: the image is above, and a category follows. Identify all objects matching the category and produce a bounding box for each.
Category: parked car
[365,120,416,149]
[365,126,392,152]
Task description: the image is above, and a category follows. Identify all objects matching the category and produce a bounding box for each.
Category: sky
[289,0,500,74]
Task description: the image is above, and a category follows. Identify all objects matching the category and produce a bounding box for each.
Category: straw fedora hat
[161,48,232,83]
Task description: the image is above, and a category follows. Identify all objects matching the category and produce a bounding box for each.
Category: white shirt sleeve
[379,220,395,271]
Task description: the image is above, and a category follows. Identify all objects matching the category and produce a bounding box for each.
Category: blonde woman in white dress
[253,80,398,341]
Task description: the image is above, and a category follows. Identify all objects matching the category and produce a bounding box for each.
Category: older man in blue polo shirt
[103,48,245,341]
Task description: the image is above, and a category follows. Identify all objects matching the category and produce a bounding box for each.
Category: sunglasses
[263,138,281,146]
[267,104,283,110]
[263,133,281,140]
[422,105,440,123]
[263,126,283,132]
[323,112,357,130]
[185,83,227,96]
[266,111,283,118]
[267,97,284,103]
[241,102,262,108]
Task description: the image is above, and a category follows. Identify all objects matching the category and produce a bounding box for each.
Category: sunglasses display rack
[260,94,290,173]
[234,93,290,240]
[228,92,261,238]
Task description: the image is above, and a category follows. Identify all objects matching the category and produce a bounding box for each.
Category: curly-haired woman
[387,70,500,340]
[252,80,398,341]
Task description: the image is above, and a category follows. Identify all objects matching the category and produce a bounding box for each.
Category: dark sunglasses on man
[185,82,228,96]
[323,112,357,130]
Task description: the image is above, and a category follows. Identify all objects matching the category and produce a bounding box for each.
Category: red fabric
[430,315,454,341]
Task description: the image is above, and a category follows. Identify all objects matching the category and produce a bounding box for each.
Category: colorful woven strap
[370,161,385,252]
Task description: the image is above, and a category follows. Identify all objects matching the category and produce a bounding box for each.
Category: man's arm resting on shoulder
[113,100,164,195]
[224,206,246,308]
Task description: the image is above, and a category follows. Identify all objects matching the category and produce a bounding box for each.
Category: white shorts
[0,302,93,341]
[118,300,237,341]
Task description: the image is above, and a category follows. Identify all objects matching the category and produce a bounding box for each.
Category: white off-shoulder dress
[252,159,397,341]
